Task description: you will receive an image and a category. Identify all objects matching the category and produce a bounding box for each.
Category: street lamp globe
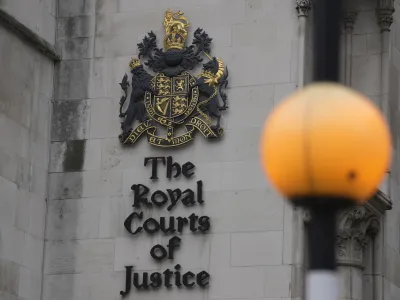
[260,82,392,205]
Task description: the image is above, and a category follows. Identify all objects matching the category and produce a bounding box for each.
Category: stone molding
[0,8,61,62]
[296,0,312,17]
[366,189,392,215]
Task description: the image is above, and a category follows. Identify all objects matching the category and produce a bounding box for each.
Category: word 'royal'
[131,181,203,211]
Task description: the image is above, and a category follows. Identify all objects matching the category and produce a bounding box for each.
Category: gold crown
[129,58,141,69]
[163,9,189,50]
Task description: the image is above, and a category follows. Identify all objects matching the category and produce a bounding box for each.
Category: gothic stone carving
[343,11,358,31]
[377,0,395,32]
[296,0,312,17]
[302,208,311,222]
[336,206,379,268]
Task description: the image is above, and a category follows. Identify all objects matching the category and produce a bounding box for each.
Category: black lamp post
[313,0,343,82]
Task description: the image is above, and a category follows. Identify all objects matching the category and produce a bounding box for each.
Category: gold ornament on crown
[163,9,190,50]
[129,58,141,69]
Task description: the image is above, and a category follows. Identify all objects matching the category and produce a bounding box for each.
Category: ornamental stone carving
[343,11,358,30]
[377,0,395,32]
[296,0,312,17]
[302,208,311,222]
[336,206,380,268]
[377,12,394,32]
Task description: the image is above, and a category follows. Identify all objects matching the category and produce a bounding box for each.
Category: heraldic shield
[147,72,198,123]
[118,9,229,148]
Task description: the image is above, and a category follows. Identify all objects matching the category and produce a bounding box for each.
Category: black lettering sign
[121,265,210,295]
[130,181,204,210]
[121,157,211,297]
[144,157,166,180]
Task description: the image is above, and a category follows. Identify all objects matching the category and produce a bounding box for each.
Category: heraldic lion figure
[119,59,157,135]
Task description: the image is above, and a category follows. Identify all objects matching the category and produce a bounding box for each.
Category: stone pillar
[336,207,380,300]
[292,6,312,294]
[343,11,357,86]
[377,1,394,201]
[377,0,394,121]
[296,0,312,88]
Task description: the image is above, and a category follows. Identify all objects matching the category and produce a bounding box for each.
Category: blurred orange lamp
[260,82,391,205]
[259,82,392,300]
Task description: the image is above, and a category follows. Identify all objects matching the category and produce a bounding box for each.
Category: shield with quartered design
[149,72,198,122]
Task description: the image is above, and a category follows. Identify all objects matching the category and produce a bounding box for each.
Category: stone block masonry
[0,1,56,297]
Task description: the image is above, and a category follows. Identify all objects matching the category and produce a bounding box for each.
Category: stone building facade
[0,1,400,300]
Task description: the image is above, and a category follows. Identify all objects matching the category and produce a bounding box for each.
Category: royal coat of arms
[118,9,229,147]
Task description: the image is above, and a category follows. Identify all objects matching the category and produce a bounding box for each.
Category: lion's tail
[119,95,127,117]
